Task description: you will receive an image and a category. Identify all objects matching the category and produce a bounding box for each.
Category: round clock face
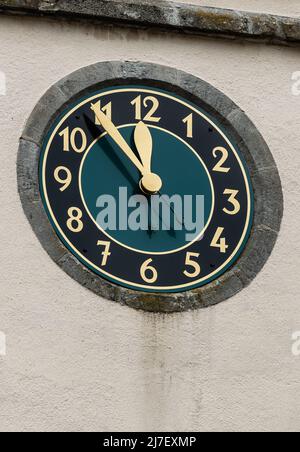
[40,85,253,293]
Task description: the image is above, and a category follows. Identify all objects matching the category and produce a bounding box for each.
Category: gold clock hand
[134,121,153,174]
[91,103,145,175]
[133,121,162,195]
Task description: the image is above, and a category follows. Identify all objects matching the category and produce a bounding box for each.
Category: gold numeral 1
[183,113,193,138]
[140,258,158,283]
[97,241,111,266]
[93,100,112,124]
[183,252,201,278]
[211,227,228,253]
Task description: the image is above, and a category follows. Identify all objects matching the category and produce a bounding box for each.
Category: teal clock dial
[40,85,253,293]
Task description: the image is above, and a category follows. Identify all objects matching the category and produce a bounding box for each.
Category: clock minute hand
[91,103,145,175]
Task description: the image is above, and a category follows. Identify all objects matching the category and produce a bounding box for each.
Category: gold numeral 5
[223,189,240,215]
[54,166,72,192]
[212,147,230,173]
[211,227,228,253]
[131,95,161,123]
[59,127,87,153]
[140,258,158,284]
[67,207,83,233]
[97,241,111,267]
[183,252,201,278]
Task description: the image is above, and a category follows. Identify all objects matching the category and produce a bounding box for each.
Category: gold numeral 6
[140,258,158,284]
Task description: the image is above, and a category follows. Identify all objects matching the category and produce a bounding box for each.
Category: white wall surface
[172,0,300,16]
[0,11,299,432]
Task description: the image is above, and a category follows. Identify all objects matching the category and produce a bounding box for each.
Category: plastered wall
[0,8,299,432]
[171,0,300,16]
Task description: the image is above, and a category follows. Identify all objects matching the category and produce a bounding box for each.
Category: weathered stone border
[17,61,283,312]
[1,0,300,47]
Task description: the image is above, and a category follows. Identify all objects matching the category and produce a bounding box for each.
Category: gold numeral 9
[183,252,201,278]
[54,166,72,192]
[131,95,161,123]
[67,207,83,233]
[140,258,158,283]
[59,127,87,153]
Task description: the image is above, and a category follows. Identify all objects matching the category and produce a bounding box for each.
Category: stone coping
[0,0,299,47]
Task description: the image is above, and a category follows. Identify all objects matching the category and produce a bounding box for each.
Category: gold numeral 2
[212,147,230,173]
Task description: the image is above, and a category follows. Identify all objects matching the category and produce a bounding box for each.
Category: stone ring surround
[17,61,283,312]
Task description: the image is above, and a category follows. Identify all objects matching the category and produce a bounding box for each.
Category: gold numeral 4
[211,227,228,253]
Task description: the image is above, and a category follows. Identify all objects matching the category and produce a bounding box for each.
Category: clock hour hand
[91,102,145,175]
[133,121,162,195]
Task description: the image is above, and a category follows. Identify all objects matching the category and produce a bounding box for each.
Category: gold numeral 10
[131,96,161,123]
[59,127,87,153]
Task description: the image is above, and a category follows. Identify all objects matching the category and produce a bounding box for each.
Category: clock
[18,62,282,311]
